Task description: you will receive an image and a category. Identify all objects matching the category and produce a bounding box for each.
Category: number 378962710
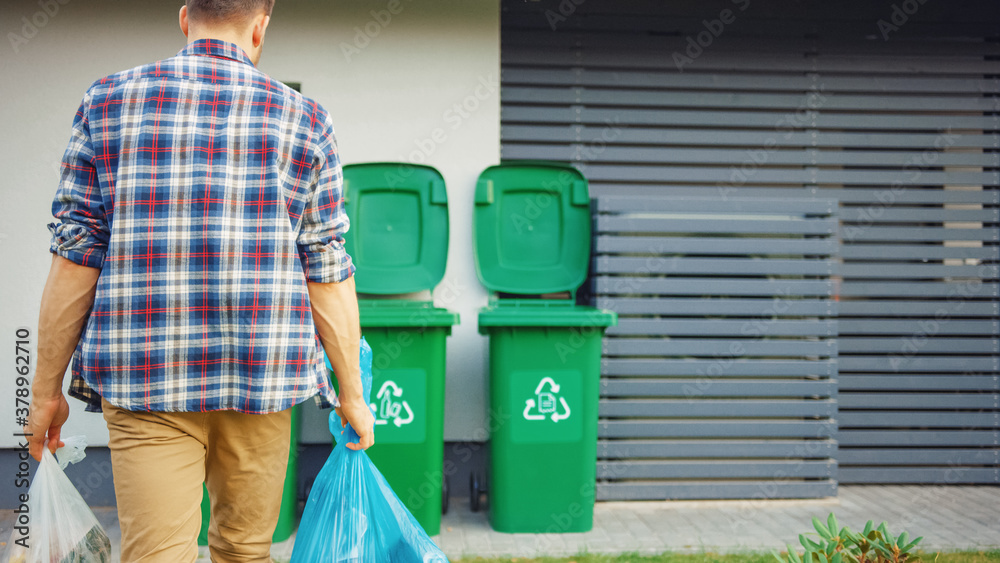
[14,327,31,425]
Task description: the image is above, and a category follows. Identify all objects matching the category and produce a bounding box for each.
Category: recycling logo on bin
[523,377,571,422]
[511,370,582,444]
[373,381,414,427]
[368,369,426,444]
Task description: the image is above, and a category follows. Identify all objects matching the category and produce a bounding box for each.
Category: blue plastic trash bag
[290,337,449,563]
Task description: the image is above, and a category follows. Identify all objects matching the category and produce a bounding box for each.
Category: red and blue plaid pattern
[49,39,354,414]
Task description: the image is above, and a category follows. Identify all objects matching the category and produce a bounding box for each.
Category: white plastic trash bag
[4,436,112,563]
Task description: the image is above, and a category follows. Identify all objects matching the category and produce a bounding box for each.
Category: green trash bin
[338,162,459,536]
[198,404,300,545]
[474,162,616,533]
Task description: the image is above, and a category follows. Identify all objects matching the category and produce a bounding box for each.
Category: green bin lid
[473,163,591,295]
[358,300,460,328]
[343,163,449,295]
[477,300,616,333]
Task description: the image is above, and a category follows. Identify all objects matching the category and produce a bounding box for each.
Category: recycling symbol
[523,377,571,422]
[371,380,414,428]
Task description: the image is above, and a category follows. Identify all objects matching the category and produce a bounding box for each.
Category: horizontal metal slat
[506,13,1000,37]
[597,195,837,215]
[579,163,998,186]
[596,480,837,501]
[837,429,999,446]
[840,207,1000,224]
[604,338,836,357]
[804,189,1000,206]
[609,318,837,337]
[839,374,1000,392]
[599,398,837,418]
[502,25,1000,56]
[841,226,1000,242]
[593,51,1000,75]
[838,301,999,318]
[505,105,996,131]
[502,23,1000,57]
[597,438,838,459]
[601,378,838,398]
[839,411,1000,428]
[840,245,1000,261]
[839,337,999,354]
[603,358,837,377]
[841,263,999,279]
[502,86,1000,112]
[837,467,999,484]
[596,216,838,235]
[506,142,1000,169]
[600,419,837,438]
[838,448,1000,465]
[839,392,1000,410]
[595,256,837,276]
[502,68,998,94]
[839,356,999,373]
[595,276,834,296]
[838,320,999,335]
[597,460,835,479]
[596,297,836,316]
[839,281,999,298]
[587,186,1000,205]
[502,124,1000,150]
[596,236,839,256]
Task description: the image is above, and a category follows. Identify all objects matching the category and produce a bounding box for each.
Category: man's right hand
[336,396,375,451]
[306,277,372,449]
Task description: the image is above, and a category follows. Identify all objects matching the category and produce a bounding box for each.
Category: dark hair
[186,0,274,24]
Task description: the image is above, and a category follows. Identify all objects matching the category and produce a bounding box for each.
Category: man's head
[179,0,274,66]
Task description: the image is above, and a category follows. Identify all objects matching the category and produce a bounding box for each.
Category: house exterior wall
[0,0,500,458]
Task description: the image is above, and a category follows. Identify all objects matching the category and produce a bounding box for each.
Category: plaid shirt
[49,39,354,414]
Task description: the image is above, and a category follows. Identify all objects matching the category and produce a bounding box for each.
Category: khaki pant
[102,397,292,563]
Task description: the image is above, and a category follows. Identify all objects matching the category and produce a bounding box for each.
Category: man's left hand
[25,393,69,461]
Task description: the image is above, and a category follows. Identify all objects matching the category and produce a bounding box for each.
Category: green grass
[273,549,1000,563]
[452,551,1000,563]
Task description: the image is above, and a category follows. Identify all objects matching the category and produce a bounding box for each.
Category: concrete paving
[431,486,1000,559]
[3,486,998,561]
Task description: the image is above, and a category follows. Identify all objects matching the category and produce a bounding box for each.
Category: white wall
[0,0,498,448]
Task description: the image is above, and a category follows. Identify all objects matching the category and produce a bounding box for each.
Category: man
[25,1,375,561]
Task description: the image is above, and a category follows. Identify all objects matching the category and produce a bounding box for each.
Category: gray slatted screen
[500,0,1000,495]
[595,194,840,500]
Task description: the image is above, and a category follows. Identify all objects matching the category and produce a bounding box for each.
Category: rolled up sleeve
[297,112,354,283]
[49,95,109,269]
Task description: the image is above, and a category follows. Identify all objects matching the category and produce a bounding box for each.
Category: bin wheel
[303,477,315,502]
[469,472,485,513]
[442,475,450,515]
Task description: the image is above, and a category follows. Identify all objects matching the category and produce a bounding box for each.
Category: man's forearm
[307,276,363,404]
[34,255,100,399]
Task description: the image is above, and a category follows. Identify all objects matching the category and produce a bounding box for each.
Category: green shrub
[772,513,922,563]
